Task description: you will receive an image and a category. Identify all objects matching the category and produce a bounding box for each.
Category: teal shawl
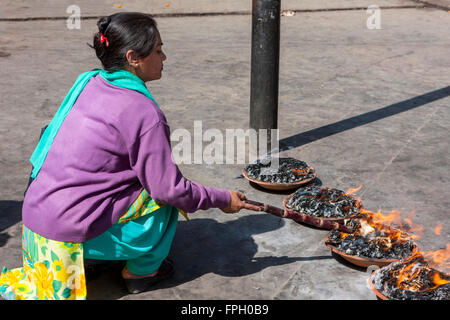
[29,69,158,179]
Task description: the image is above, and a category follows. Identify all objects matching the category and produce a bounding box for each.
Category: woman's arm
[128,120,246,213]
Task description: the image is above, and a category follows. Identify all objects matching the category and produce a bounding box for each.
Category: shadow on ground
[279,86,450,151]
[0,201,23,247]
[86,213,333,299]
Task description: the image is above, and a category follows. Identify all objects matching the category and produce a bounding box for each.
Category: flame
[341,232,350,239]
[432,272,450,286]
[392,244,450,292]
[342,205,449,293]
[396,256,420,289]
[290,168,310,176]
[344,205,449,293]
[343,185,363,210]
[341,208,422,254]
[403,210,415,226]
[345,184,362,196]
[434,223,442,236]
[358,209,418,241]
[422,244,450,271]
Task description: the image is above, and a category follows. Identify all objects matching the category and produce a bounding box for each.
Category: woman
[0,12,259,299]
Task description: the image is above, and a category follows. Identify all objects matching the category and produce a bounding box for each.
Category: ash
[285,186,361,218]
[327,229,416,260]
[244,158,314,183]
[372,260,450,300]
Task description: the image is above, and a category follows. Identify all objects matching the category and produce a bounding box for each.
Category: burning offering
[244,199,353,233]
[243,158,316,190]
[370,245,450,300]
[284,185,362,220]
[325,209,419,267]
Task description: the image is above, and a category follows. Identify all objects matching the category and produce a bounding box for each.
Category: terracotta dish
[324,235,401,268]
[241,167,316,191]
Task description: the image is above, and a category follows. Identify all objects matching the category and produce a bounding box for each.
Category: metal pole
[250,0,280,154]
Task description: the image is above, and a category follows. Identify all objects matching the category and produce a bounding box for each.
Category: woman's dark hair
[89,12,160,71]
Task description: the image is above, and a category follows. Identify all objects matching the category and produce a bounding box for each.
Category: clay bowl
[283,192,359,223]
[241,167,317,191]
[368,268,390,300]
[324,235,401,268]
[368,263,450,300]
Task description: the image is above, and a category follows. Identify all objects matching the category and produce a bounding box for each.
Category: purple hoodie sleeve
[128,121,231,213]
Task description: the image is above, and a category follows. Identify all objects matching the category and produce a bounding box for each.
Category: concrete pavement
[0,1,449,300]
[0,0,431,19]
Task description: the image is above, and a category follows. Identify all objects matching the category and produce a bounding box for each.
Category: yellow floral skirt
[0,189,188,300]
[0,226,86,300]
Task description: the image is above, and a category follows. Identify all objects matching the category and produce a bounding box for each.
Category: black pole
[250,0,280,154]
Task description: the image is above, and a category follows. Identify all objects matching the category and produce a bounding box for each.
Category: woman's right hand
[221,190,261,214]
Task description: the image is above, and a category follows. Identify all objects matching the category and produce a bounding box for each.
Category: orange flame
[351,207,449,293]
[434,223,442,236]
[431,272,450,287]
[290,168,310,176]
[394,244,450,292]
[347,209,422,251]
[345,184,362,195]
[343,185,363,210]
[423,244,450,271]
[360,209,422,239]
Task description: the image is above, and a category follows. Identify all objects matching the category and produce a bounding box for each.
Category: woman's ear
[125,49,139,67]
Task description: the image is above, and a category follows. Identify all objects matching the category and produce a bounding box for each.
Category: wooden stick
[245,199,354,233]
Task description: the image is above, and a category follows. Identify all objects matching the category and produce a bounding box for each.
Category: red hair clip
[100,33,109,47]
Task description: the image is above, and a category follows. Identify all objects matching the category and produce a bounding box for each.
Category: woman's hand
[220,190,262,214]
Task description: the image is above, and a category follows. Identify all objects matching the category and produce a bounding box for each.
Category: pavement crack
[327,51,415,84]
[170,287,182,300]
[0,5,429,22]
[372,51,416,67]
[270,263,302,299]
[407,0,450,11]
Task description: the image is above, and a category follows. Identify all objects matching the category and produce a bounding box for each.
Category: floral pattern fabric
[0,225,85,300]
[0,188,188,300]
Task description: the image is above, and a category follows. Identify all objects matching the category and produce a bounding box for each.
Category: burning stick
[244,199,354,233]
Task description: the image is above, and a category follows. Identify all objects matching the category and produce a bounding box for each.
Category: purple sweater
[22,75,230,242]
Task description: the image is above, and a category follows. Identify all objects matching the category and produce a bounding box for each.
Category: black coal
[285,186,361,218]
[372,257,450,300]
[244,158,314,184]
[327,228,416,260]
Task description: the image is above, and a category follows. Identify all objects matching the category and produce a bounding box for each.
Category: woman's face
[129,36,167,82]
